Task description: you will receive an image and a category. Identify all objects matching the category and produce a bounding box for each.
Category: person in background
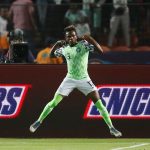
[0,6,11,61]
[82,0,106,35]
[0,6,9,36]
[108,0,130,47]
[64,4,91,37]
[35,37,64,64]
[45,0,70,40]
[95,0,130,47]
[36,0,48,33]
[8,0,38,57]
[82,0,94,16]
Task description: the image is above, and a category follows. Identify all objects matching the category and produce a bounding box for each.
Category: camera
[7,29,29,63]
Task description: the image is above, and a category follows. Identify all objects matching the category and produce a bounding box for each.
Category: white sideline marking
[111,143,149,150]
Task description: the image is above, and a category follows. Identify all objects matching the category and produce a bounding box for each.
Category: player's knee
[47,100,57,108]
[95,99,106,110]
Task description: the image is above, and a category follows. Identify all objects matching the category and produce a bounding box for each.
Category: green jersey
[55,40,94,80]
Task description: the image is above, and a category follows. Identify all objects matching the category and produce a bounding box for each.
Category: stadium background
[0,1,150,142]
[1,1,150,56]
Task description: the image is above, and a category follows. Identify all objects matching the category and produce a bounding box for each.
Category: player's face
[65,31,78,46]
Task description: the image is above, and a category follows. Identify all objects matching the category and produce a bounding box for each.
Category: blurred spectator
[64,4,91,37]
[8,0,38,57]
[44,0,69,39]
[99,0,130,47]
[107,0,130,47]
[75,22,91,38]
[0,33,9,62]
[82,0,106,31]
[0,6,9,58]
[36,0,48,32]
[53,0,62,4]
[0,6,9,36]
[0,29,35,63]
[35,37,63,64]
[82,0,94,16]
[0,34,9,51]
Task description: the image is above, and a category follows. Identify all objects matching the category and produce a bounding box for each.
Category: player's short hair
[64,25,77,34]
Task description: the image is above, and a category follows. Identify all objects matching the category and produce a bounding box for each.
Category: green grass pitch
[0,138,150,150]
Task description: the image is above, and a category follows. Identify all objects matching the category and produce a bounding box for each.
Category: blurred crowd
[0,0,150,64]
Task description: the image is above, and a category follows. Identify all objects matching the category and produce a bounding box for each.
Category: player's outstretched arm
[50,40,66,58]
[82,35,103,54]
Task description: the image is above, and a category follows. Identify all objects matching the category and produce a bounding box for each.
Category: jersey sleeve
[82,40,94,52]
[54,47,64,57]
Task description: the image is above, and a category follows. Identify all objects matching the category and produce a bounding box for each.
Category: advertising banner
[84,85,150,119]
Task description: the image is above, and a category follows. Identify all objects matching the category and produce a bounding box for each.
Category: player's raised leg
[87,91,122,137]
[29,94,63,133]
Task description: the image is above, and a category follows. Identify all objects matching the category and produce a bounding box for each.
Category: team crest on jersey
[76,47,81,53]
[83,85,150,119]
[0,84,31,118]
[66,53,71,59]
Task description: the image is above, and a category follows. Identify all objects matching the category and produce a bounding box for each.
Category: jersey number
[87,81,95,88]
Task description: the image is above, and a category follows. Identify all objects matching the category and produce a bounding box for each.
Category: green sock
[95,99,113,129]
[38,94,63,123]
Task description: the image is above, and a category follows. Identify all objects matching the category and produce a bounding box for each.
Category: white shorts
[56,77,97,96]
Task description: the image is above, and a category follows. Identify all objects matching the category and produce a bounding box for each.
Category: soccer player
[30,25,122,137]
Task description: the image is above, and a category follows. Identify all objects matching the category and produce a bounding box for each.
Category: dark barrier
[90,51,150,64]
[100,51,150,64]
[0,64,150,138]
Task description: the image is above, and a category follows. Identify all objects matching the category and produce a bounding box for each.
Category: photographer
[1,29,35,63]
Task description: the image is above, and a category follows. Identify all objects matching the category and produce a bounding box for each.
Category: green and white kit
[55,40,97,96]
